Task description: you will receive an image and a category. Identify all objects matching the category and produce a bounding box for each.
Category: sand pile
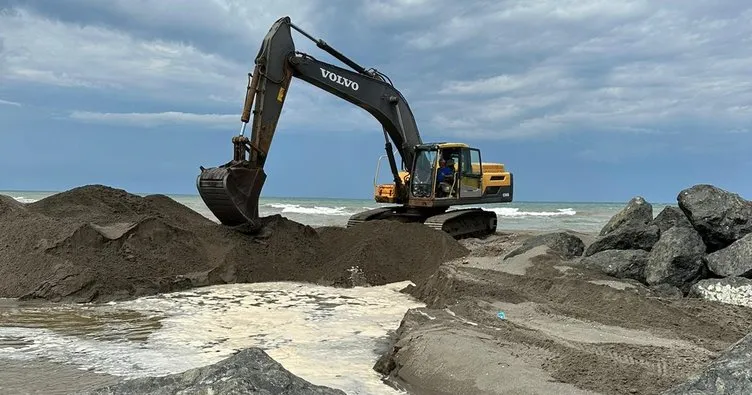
[0,185,468,303]
[318,222,469,286]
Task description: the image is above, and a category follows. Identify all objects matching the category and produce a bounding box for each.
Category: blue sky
[0,0,750,203]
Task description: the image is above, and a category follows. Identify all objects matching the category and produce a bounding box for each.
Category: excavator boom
[198,16,423,228]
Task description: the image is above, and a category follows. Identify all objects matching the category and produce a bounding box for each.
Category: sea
[2,190,672,234]
[0,190,672,394]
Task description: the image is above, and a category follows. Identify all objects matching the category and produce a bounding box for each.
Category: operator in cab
[436,158,455,197]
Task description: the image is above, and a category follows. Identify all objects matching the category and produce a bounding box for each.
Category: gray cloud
[1,0,751,149]
[0,0,331,63]
[0,98,21,106]
[362,0,752,140]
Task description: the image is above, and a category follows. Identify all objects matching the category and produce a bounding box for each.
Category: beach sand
[2,185,752,394]
[376,231,752,395]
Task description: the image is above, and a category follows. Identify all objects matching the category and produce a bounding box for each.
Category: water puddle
[0,281,423,394]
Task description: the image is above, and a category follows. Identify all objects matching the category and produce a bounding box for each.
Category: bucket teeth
[196,162,266,227]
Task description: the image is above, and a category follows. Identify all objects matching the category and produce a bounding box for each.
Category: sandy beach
[2,184,752,394]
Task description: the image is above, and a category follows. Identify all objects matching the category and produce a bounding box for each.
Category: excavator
[196,16,514,238]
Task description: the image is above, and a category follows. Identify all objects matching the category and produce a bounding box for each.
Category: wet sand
[0,359,120,395]
[376,231,752,395]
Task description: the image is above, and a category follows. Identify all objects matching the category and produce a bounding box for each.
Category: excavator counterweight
[197,16,514,238]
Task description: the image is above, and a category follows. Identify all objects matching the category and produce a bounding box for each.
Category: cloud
[0,98,21,107]
[2,1,752,143]
[3,0,328,63]
[357,1,752,140]
[67,97,378,134]
[0,3,377,134]
[0,8,242,101]
[68,111,237,128]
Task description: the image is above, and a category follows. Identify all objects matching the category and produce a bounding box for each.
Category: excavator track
[347,206,497,239]
[424,208,498,239]
[346,206,424,228]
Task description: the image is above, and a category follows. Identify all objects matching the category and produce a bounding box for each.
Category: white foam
[12,196,38,203]
[0,281,421,394]
[266,203,354,216]
[488,207,576,217]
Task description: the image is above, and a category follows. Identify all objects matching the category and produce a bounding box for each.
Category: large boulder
[578,249,648,283]
[79,348,346,395]
[706,233,752,278]
[504,232,584,260]
[677,184,752,252]
[662,332,752,395]
[689,277,752,308]
[584,224,660,256]
[644,226,708,292]
[599,196,653,236]
[651,206,692,233]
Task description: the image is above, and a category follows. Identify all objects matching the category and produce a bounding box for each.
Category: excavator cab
[375,143,512,205]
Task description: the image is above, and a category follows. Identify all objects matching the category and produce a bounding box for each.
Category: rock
[578,249,648,283]
[706,233,752,278]
[585,224,660,256]
[504,232,585,260]
[662,332,752,395]
[599,196,653,236]
[649,284,684,299]
[79,348,346,395]
[651,206,692,233]
[689,277,752,308]
[644,226,708,293]
[677,184,752,252]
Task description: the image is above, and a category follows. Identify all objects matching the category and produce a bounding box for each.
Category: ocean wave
[12,196,38,203]
[488,207,576,217]
[265,203,354,216]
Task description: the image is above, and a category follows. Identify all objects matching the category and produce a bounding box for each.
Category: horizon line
[0,187,676,205]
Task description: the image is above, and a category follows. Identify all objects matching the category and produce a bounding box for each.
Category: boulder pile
[508,184,752,306]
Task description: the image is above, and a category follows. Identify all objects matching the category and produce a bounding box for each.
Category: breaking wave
[265,203,355,216]
[12,196,37,203]
[488,207,576,217]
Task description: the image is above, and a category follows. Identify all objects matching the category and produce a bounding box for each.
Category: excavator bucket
[196,162,266,227]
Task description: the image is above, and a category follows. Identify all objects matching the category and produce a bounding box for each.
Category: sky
[0,0,750,203]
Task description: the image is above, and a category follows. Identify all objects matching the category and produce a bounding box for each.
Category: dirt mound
[318,221,469,286]
[28,185,151,222]
[0,185,469,302]
[0,195,25,215]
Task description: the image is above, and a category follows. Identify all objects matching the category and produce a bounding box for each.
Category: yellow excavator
[197,16,513,238]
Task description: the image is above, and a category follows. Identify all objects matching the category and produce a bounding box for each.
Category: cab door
[458,148,482,198]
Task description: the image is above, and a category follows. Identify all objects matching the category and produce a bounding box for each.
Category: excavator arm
[197,16,424,228]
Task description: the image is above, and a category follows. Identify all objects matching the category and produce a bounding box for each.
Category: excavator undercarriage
[347,206,498,239]
[196,16,513,239]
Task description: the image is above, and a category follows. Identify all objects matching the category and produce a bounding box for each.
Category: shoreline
[2,184,752,394]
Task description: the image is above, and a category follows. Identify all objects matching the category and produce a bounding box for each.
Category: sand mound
[318,222,469,286]
[0,195,25,215]
[0,185,468,302]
